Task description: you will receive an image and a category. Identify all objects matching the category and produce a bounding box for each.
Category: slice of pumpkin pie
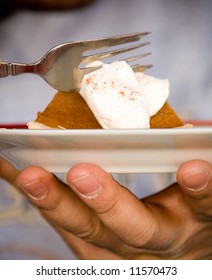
[28,61,185,129]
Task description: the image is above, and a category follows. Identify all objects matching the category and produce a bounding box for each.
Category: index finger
[67,163,183,250]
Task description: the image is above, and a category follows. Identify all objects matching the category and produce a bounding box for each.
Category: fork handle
[0,61,35,77]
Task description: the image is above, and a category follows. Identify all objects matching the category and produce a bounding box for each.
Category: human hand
[0,157,212,259]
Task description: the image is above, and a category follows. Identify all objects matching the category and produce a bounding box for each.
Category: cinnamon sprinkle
[86,77,92,85]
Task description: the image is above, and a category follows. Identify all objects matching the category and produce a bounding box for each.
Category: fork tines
[83,31,150,49]
[82,32,152,71]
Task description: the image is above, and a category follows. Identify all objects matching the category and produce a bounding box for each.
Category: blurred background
[0,0,211,259]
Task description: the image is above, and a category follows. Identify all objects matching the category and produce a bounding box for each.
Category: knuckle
[75,215,103,242]
[128,219,159,248]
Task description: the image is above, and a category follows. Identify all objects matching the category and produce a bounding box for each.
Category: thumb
[177,160,212,218]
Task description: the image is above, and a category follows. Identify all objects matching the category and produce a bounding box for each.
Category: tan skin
[0,157,212,259]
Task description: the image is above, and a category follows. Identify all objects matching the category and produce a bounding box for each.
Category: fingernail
[19,179,48,200]
[69,172,102,198]
[181,168,211,192]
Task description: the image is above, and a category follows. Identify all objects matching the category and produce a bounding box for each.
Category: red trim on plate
[0,121,211,129]
[0,124,28,129]
[185,120,212,126]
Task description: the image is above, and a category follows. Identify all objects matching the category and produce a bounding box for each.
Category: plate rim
[0,126,212,137]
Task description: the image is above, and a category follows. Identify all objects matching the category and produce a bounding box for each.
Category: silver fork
[0,32,152,92]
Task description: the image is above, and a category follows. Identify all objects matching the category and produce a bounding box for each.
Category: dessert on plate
[28,61,185,129]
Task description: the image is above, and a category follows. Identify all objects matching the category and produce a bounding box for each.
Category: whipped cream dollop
[80,61,169,129]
